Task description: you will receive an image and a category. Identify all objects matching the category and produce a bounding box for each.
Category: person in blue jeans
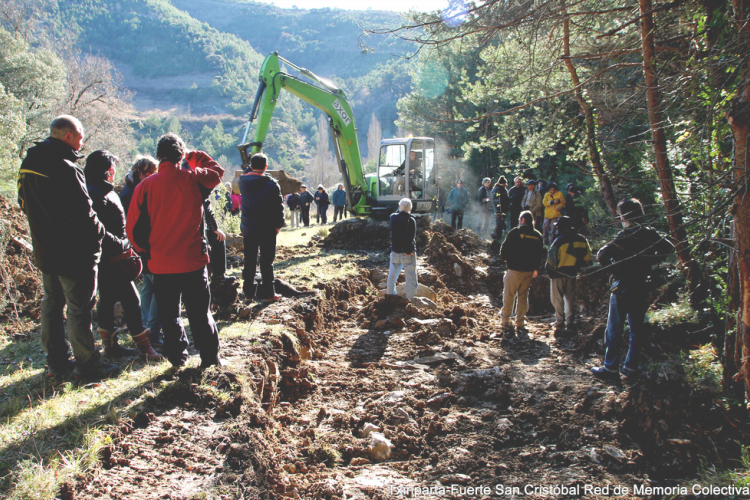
[447,180,470,230]
[386,199,418,299]
[592,198,674,380]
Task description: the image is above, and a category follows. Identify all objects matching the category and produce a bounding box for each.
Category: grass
[648,297,700,329]
[647,344,722,395]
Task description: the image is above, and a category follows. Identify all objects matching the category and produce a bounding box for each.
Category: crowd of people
[20,115,676,384]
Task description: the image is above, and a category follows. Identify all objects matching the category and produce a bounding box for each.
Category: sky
[257,0,449,12]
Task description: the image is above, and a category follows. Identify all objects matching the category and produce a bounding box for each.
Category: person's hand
[533,270,539,278]
[214,230,226,242]
[276,227,281,234]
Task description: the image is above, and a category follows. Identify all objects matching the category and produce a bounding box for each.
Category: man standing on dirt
[239,153,284,303]
[522,180,543,231]
[592,199,675,380]
[386,198,418,299]
[491,176,510,240]
[332,183,347,223]
[127,133,225,371]
[299,185,314,227]
[499,211,546,335]
[508,177,525,229]
[476,178,493,236]
[447,179,470,230]
[18,115,119,380]
[546,216,591,337]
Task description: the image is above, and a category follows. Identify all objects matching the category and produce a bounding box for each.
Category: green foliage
[649,298,700,329]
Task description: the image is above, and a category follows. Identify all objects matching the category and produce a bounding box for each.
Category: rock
[360,422,381,438]
[546,380,559,392]
[496,418,513,431]
[378,391,406,404]
[404,303,421,316]
[349,457,371,466]
[436,319,455,337]
[375,320,388,330]
[378,284,437,301]
[439,474,472,484]
[412,352,465,366]
[368,432,393,461]
[411,297,438,311]
[604,446,626,461]
[453,263,463,277]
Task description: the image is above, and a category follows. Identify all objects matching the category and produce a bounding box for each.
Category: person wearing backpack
[287,190,301,228]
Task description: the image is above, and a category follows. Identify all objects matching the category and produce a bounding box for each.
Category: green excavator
[235,52,438,217]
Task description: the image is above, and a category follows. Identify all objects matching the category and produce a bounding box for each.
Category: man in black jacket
[386,199,418,299]
[18,115,119,380]
[298,185,314,227]
[507,177,525,229]
[239,153,285,302]
[592,199,675,380]
[499,211,546,334]
[476,178,493,236]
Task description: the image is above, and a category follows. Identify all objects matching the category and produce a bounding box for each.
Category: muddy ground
[6,213,742,500]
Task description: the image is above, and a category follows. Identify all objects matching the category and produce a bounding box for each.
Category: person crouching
[386,199,418,299]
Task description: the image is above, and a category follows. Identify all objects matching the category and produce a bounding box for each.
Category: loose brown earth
[3,207,740,499]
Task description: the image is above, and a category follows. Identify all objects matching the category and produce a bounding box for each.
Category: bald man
[18,115,119,381]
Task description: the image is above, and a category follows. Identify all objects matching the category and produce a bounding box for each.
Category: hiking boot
[99,328,136,358]
[553,323,566,338]
[591,366,620,380]
[620,366,640,381]
[131,329,165,361]
[263,294,283,304]
[73,360,120,381]
[501,324,515,337]
[200,357,227,370]
[47,359,75,381]
[148,330,165,348]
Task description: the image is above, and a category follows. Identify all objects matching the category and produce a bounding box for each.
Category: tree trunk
[562,14,619,220]
[639,0,705,305]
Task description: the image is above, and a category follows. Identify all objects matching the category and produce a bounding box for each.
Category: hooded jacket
[491,185,509,214]
[598,225,675,286]
[86,180,130,260]
[127,150,224,274]
[238,171,285,234]
[447,186,470,210]
[331,188,346,207]
[18,137,105,276]
[543,190,565,219]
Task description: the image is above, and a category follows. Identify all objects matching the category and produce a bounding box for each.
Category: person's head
[483,177,491,186]
[224,182,232,191]
[498,176,508,186]
[456,179,463,188]
[337,183,344,191]
[409,151,416,160]
[131,155,158,183]
[50,115,84,151]
[617,198,645,225]
[301,184,307,192]
[398,198,412,213]
[317,184,324,192]
[547,182,558,194]
[537,179,546,190]
[250,153,268,171]
[519,210,534,228]
[156,133,186,164]
[514,176,522,187]
[556,216,573,234]
[84,150,118,184]
[526,180,537,191]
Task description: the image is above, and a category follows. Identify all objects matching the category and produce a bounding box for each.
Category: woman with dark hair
[119,155,158,215]
[84,150,163,361]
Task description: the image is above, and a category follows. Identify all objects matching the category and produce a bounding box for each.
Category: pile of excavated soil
[0,196,41,320]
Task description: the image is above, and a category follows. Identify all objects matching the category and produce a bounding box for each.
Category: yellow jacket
[543,190,565,219]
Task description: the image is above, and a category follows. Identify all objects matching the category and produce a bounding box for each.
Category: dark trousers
[451,209,464,230]
[242,230,277,300]
[492,213,506,239]
[333,205,345,222]
[97,264,144,335]
[207,229,227,279]
[154,267,220,367]
[301,207,310,227]
[318,205,328,224]
[510,206,521,228]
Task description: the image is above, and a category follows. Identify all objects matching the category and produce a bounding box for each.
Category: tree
[305,114,337,188]
[366,113,382,162]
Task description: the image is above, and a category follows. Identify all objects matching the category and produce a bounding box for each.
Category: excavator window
[377,144,406,198]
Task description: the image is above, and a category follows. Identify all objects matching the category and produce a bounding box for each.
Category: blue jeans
[386,252,418,299]
[603,290,647,373]
[140,272,161,335]
[41,269,99,367]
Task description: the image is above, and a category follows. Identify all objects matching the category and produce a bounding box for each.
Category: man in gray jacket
[522,180,543,230]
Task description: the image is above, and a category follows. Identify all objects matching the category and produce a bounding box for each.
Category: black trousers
[242,230,277,300]
[154,267,220,367]
[451,209,464,230]
[301,207,310,227]
[97,264,143,335]
[333,205,345,222]
[510,206,521,229]
[207,229,227,279]
[492,213,507,239]
[318,205,328,224]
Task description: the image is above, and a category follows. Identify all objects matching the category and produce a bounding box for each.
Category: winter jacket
[314,190,330,208]
[543,190,565,219]
[491,185,509,215]
[447,187,470,211]
[86,180,130,260]
[238,171,285,234]
[299,190,314,209]
[127,150,224,274]
[500,224,546,272]
[522,189,543,218]
[390,210,417,254]
[429,185,446,208]
[286,193,301,210]
[331,189,347,207]
[119,173,137,216]
[478,185,493,211]
[508,185,525,210]
[597,226,675,286]
[547,232,592,279]
[18,137,106,277]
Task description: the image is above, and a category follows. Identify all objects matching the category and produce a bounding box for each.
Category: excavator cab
[373,137,436,216]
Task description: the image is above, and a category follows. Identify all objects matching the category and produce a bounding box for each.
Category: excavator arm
[237,52,370,214]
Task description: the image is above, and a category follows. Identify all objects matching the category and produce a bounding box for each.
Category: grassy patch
[648,344,722,395]
[649,298,699,329]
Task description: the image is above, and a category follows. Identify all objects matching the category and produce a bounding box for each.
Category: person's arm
[273,183,285,232]
[126,181,151,254]
[546,241,559,272]
[185,150,225,190]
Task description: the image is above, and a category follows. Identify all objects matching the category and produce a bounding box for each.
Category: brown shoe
[99,328,137,358]
[131,329,165,361]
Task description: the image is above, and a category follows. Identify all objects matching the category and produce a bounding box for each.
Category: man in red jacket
[127,133,225,370]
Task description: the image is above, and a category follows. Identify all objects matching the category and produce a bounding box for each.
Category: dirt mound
[322,218,391,251]
[428,221,488,256]
[0,196,41,320]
